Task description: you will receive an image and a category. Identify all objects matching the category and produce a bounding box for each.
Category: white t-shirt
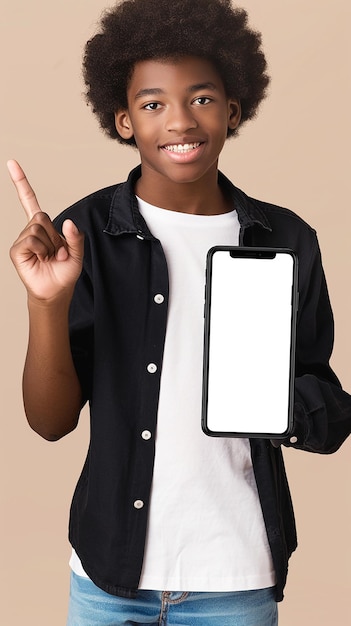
[70,197,276,592]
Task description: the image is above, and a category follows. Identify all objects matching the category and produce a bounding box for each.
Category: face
[115,56,241,188]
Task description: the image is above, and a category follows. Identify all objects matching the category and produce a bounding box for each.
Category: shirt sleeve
[68,265,94,407]
[53,209,95,408]
[287,234,351,453]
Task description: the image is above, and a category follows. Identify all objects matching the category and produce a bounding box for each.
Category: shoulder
[53,183,121,232]
[251,196,320,258]
[239,186,319,248]
[221,172,317,240]
[253,196,316,234]
[234,185,321,268]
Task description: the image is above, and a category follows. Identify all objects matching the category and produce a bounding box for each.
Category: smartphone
[202,247,298,438]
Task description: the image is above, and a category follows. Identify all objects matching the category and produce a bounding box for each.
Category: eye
[193,96,212,106]
[143,102,161,111]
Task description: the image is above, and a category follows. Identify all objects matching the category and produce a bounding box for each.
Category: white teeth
[164,142,201,153]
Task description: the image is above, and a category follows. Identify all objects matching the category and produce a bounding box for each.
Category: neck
[134,164,232,215]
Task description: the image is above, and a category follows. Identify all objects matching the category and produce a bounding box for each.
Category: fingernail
[65,219,79,234]
[56,246,68,261]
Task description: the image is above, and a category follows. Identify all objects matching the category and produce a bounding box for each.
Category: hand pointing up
[8,160,84,303]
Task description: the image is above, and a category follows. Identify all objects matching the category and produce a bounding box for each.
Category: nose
[165,104,198,133]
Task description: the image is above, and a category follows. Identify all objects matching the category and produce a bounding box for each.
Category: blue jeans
[67,572,278,625]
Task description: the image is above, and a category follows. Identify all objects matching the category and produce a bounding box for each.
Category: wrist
[27,288,74,313]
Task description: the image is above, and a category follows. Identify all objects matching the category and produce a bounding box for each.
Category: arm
[23,295,82,441]
[8,160,85,441]
[288,235,351,453]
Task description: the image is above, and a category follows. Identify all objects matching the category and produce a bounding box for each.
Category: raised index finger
[7,159,42,221]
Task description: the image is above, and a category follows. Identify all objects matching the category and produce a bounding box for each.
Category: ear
[114,110,134,140]
[227,99,241,131]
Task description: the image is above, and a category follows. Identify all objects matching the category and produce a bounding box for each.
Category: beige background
[1,0,350,624]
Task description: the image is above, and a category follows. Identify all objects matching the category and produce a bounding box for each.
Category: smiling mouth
[162,142,202,153]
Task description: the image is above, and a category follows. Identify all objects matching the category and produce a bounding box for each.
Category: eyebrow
[134,88,164,100]
[187,82,218,93]
[134,82,219,100]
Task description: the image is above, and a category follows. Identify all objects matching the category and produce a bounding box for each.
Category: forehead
[127,56,225,98]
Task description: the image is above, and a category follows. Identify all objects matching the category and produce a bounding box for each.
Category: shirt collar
[104,165,272,237]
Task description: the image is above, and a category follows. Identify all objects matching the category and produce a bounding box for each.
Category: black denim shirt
[54,166,351,602]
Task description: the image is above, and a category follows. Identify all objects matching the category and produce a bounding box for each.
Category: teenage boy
[9,0,351,624]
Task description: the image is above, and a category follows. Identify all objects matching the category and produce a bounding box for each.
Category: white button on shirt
[147,363,157,374]
[134,500,144,510]
[154,294,165,304]
[142,430,152,440]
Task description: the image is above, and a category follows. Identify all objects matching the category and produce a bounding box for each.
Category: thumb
[62,219,84,260]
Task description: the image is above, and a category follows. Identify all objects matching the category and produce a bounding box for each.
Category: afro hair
[83,0,270,145]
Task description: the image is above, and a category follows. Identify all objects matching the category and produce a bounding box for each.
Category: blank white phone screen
[205,250,295,436]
